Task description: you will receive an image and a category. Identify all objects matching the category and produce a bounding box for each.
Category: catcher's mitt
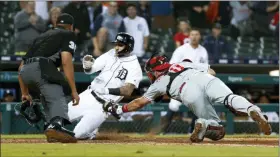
[14,99,46,126]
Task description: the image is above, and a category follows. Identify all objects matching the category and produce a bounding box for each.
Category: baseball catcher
[103,54,272,142]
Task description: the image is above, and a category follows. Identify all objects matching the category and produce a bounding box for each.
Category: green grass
[2,143,278,157]
[1,134,278,157]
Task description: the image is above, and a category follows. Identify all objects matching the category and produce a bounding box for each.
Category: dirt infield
[2,134,278,146]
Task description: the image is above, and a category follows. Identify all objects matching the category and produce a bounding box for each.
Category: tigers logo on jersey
[115,67,128,80]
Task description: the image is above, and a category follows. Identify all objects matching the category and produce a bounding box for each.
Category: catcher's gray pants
[19,62,70,122]
[180,73,232,122]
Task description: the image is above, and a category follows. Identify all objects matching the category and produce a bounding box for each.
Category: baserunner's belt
[88,86,107,104]
[91,90,107,104]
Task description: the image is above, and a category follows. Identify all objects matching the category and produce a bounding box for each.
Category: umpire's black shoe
[44,117,77,143]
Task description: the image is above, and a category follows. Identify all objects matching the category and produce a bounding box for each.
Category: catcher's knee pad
[223,94,248,116]
[204,125,225,141]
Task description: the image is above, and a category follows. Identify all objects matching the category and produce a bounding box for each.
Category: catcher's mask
[14,100,46,126]
[144,54,171,83]
[112,32,134,57]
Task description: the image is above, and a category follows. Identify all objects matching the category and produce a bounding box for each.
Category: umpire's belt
[90,89,106,104]
[23,57,52,65]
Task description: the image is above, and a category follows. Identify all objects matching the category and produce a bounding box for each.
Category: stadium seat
[234,47,261,59]
[260,36,277,43]
[260,42,278,49]
[236,42,256,48]
[259,48,279,59]
[237,36,257,43]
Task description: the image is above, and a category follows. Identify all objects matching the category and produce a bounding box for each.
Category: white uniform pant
[68,89,107,139]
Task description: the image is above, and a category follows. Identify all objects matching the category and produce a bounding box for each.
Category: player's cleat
[44,123,77,143]
[45,128,77,143]
[249,107,272,135]
[190,123,204,143]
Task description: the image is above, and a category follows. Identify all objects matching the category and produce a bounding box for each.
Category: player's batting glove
[103,101,122,120]
[82,55,95,70]
[94,87,109,95]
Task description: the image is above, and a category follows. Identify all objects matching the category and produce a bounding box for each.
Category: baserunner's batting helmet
[112,32,134,57]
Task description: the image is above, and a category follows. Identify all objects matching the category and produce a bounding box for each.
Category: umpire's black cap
[56,13,74,25]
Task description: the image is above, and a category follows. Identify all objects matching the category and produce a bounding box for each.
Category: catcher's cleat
[249,109,272,135]
[190,123,204,143]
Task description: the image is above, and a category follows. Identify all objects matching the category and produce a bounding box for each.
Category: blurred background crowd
[0,1,279,58]
[0,1,279,128]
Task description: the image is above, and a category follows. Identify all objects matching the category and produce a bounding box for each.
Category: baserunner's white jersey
[143,62,210,102]
[87,49,143,102]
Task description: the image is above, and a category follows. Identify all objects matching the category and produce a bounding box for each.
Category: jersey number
[169,64,184,73]
[69,41,76,51]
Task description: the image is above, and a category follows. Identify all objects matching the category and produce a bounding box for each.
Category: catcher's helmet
[112,32,134,57]
[144,54,171,83]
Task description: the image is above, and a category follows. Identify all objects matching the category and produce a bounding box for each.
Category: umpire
[18,13,80,143]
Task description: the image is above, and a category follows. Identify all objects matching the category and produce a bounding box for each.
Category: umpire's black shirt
[24,27,76,67]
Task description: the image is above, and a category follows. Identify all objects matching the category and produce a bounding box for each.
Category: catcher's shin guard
[44,116,77,143]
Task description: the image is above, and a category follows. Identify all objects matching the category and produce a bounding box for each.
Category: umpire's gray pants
[180,73,233,122]
[20,62,70,122]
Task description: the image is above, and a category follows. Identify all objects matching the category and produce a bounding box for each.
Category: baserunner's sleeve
[91,51,109,73]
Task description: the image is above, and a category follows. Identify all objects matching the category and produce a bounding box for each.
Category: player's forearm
[18,62,29,95]
[122,97,149,112]
[93,37,99,50]
[144,36,149,50]
[108,83,135,97]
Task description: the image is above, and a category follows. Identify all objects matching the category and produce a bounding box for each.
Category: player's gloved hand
[94,87,109,95]
[103,101,122,120]
[82,55,95,70]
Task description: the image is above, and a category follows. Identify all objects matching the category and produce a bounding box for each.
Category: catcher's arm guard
[14,100,46,126]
